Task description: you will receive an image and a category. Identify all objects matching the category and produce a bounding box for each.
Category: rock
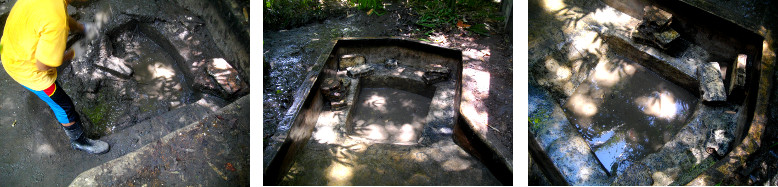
[424,64,451,74]
[206,58,247,95]
[632,6,678,50]
[422,64,450,84]
[347,64,374,78]
[423,72,448,85]
[728,54,747,95]
[705,129,732,157]
[643,6,673,27]
[698,62,727,102]
[321,77,348,102]
[385,58,398,68]
[320,78,342,95]
[652,28,679,46]
[340,54,365,70]
[340,77,350,88]
[331,99,347,110]
[325,91,346,101]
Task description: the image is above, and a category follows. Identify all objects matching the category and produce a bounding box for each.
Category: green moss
[671,157,717,185]
[81,94,111,136]
[529,108,551,132]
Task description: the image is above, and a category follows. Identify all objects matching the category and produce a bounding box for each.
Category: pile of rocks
[632,6,679,50]
[320,77,350,110]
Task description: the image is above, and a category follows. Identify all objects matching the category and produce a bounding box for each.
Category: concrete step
[69,95,249,186]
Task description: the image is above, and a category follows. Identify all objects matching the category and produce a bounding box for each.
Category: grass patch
[409,0,505,38]
[264,0,341,30]
[350,0,385,15]
[671,157,717,185]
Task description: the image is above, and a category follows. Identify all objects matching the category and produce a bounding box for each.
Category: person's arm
[36,60,53,71]
[66,15,84,33]
[35,50,73,71]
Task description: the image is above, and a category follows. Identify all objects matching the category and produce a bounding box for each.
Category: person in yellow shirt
[0,0,108,154]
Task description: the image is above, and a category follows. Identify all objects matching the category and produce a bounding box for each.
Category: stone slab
[529,83,609,185]
[698,62,727,102]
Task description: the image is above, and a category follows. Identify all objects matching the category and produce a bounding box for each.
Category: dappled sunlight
[429,34,450,46]
[146,62,177,79]
[461,68,490,131]
[567,94,598,117]
[542,0,566,12]
[441,157,472,171]
[462,48,491,64]
[592,58,636,87]
[35,143,55,156]
[635,91,679,120]
[326,161,354,185]
[590,7,637,30]
[313,112,341,144]
[351,88,430,144]
[571,30,604,55]
[362,94,388,113]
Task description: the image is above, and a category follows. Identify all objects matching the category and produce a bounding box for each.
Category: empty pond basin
[350,87,431,145]
[563,54,698,174]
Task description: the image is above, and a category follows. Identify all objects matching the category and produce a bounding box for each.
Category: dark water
[350,88,431,145]
[563,55,698,174]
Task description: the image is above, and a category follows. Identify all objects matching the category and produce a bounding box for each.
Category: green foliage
[350,0,384,12]
[410,0,502,37]
[468,23,490,36]
[414,1,456,29]
[263,0,327,30]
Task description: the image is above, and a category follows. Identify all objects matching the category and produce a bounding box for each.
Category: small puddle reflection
[563,55,698,174]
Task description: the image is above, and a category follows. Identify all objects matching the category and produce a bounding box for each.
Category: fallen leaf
[226,163,236,172]
[457,20,471,28]
[367,9,374,15]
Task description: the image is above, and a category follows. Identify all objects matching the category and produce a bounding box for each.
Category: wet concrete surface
[563,53,698,174]
[0,0,248,185]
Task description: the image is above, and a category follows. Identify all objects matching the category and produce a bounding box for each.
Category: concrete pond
[263,38,512,185]
[530,0,778,185]
[0,0,249,186]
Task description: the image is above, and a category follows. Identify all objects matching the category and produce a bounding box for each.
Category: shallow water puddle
[350,88,431,145]
[563,54,698,173]
[113,30,195,110]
